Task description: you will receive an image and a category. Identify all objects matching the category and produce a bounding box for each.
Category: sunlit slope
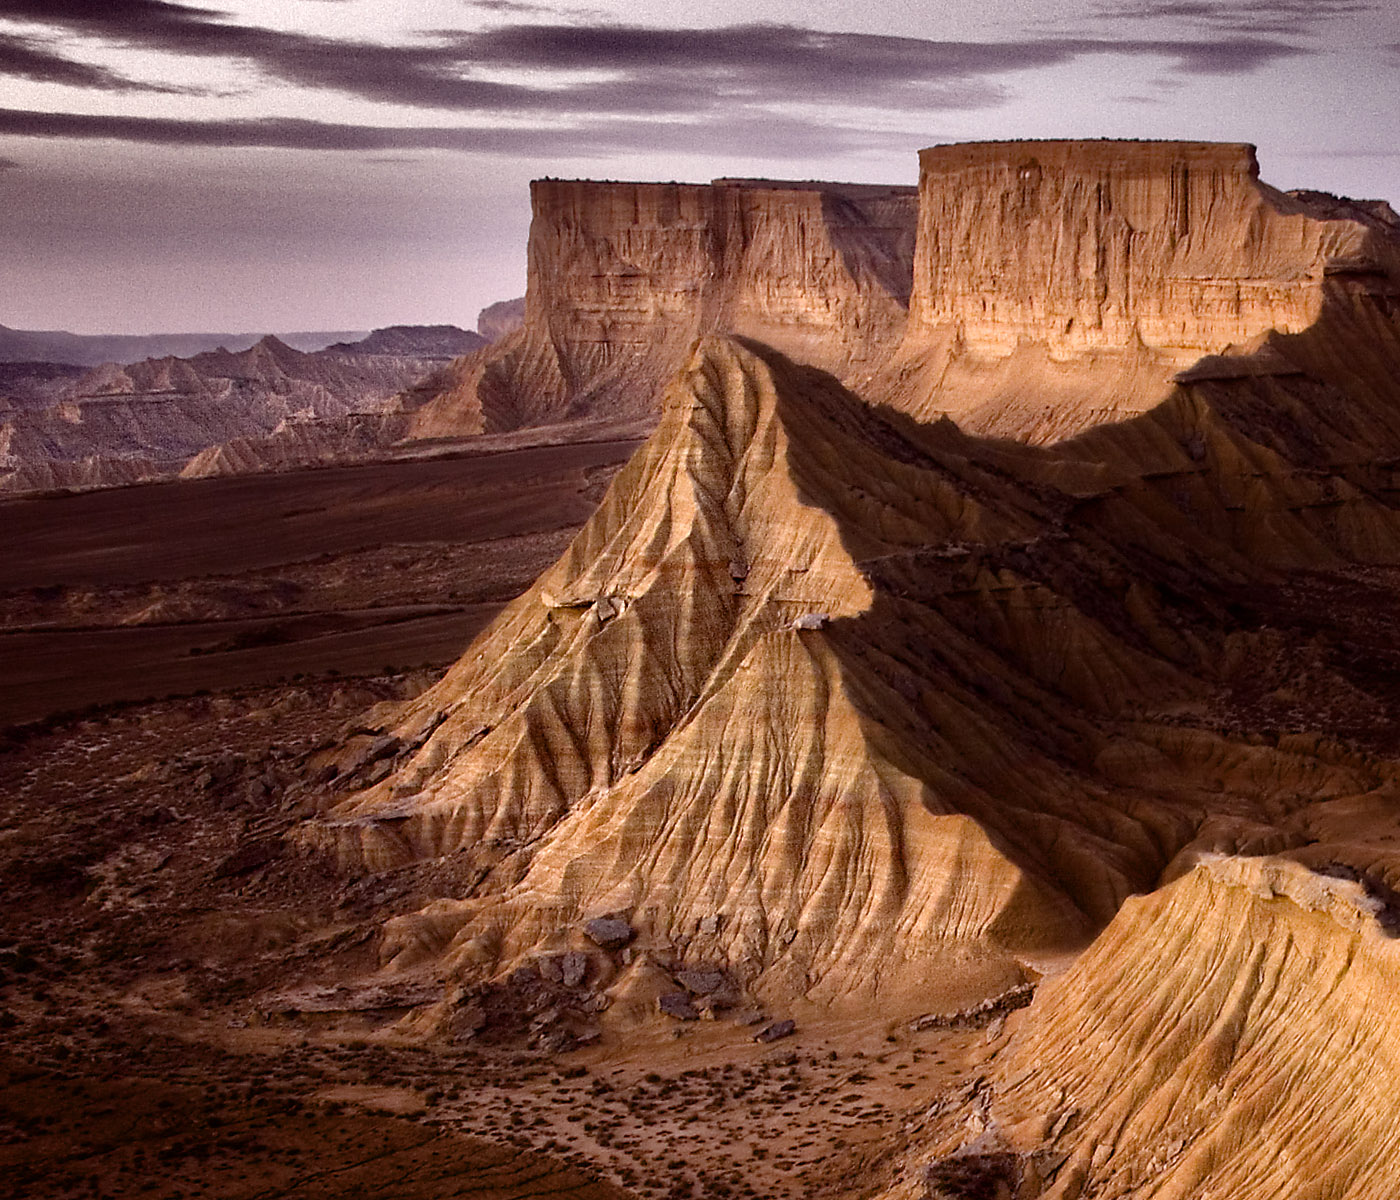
[984,856,1400,1200]
[309,304,1400,1005]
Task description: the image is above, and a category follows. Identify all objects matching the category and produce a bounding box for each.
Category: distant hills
[0,312,523,368]
[0,324,371,367]
[326,324,486,358]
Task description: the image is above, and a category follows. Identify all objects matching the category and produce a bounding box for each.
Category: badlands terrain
[4,139,1400,1199]
[0,323,491,494]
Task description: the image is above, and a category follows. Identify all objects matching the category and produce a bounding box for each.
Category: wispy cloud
[1094,1,1375,35]
[0,155,22,170]
[0,12,1310,116]
[0,105,926,160]
[463,0,606,16]
[0,30,179,90]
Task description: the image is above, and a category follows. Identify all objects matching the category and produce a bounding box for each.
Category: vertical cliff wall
[883,139,1400,440]
[908,140,1390,353]
[406,178,917,438]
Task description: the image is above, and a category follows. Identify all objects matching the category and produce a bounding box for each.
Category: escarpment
[877,140,1400,442]
[301,144,1400,1029]
[405,178,918,439]
[954,856,1400,1199]
[413,142,1399,453]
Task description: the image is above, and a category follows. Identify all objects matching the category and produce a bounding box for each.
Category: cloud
[0,30,174,90]
[0,105,923,161]
[0,11,1309,115]
[0,155,22,170]
[1094,1,1375,35]
[463,0,605,16]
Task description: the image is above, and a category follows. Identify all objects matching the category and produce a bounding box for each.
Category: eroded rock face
[306,142,1400,1033]
[878,139,1400,440]
[405,178,917,438]
[981,856,1400,1199]
[907,141,1396,354]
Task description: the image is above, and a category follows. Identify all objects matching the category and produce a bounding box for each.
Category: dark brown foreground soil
[0,436,639,726]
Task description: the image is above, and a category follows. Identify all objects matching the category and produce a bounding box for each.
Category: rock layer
[406,179,917,439]
[984,856,1400,1199]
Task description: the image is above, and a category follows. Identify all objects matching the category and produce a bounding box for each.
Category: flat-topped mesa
[405,175,916,438]
[525,177,917,379]
[908,139,1392,358]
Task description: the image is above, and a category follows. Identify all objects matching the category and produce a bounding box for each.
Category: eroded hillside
[294,141,1400,1199]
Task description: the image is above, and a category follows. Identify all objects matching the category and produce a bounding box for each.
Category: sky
[0,0,1397,334]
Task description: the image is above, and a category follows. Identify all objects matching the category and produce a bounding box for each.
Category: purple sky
[1,0,1397,333]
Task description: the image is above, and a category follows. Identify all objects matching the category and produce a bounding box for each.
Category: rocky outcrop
[477,297,526,342]
[405,178,917,439]
[979,856,1400,1199]
[879,140,1400,440]
[301,143,1400,1037]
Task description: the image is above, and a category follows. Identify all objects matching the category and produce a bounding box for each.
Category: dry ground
[0,680,1003,1200]
[0,432,639,725]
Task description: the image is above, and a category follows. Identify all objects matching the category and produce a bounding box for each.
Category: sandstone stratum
[290,141,1400,1198]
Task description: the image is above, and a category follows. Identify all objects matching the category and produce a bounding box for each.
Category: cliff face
[908,140,1392,354]
[416,143,1400,449]
[883,140,1400,440]
[405,178,917,438]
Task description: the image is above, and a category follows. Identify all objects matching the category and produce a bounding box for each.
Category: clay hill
[297,142,1400,1198]
[0,327,480,493]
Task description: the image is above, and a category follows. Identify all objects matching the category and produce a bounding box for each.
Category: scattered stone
[560,951,589,989]
[675,967,728,996]
[362,759,393,787]
[539,956,564,984]
[754,1019,796,1043]
[698,913,722,935]
[212,838,282,879]
[911,983,1035,1032]
[366,734,400,761]
[791,612,830,631]
[584,917,635,951]
[659,992,700,1020]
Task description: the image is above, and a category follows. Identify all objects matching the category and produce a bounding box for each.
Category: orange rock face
[308,141,1400,1199]
[405,178,917,438]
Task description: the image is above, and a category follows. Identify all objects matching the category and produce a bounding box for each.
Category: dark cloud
[0,10,1308,112]
[0,105,920,161]
[1095,1,1375,35]
[0,30,167,89]
[0,155,22,170]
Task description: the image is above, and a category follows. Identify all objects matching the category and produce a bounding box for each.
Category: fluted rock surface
[292,140,1400,1200]
[979,856,1400,1199]
[406,179,917,439]
[310,234,1400,1009]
